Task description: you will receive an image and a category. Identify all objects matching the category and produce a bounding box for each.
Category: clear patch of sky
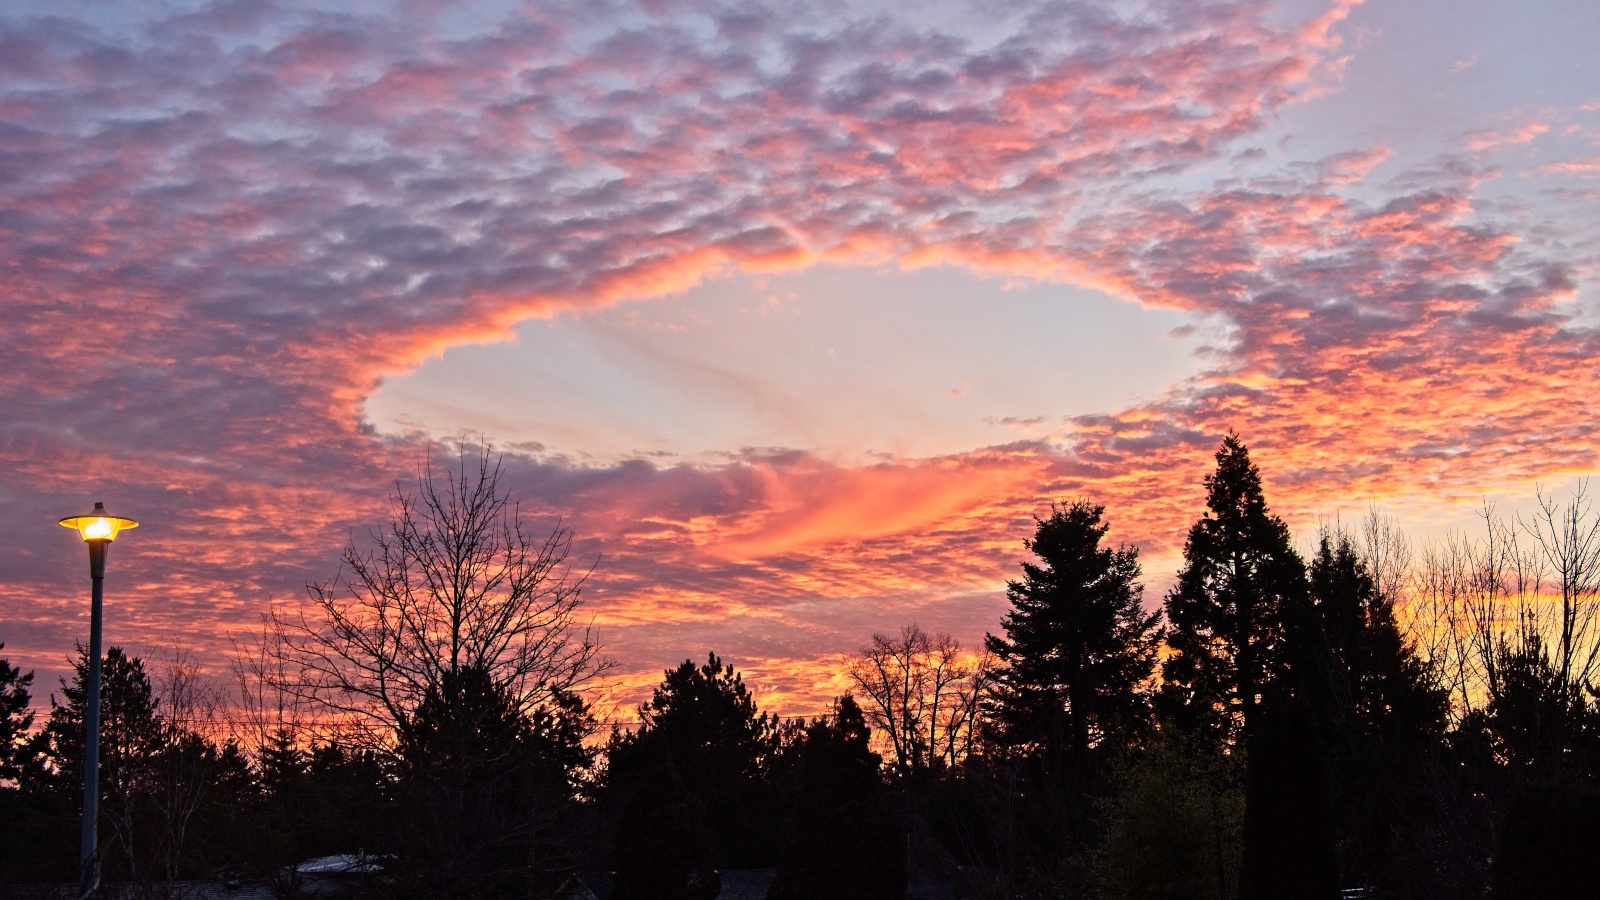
[364,265,1205,464]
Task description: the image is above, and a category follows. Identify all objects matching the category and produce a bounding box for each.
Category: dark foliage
[1491,782,1600,900]
[0,645,36,784]
[609,744,720,900]
[769,696,904,900]
[605,653,781,866]
[1239,694,1338,900]
[1093,733,1244,900]
[1161,435,1308,744]
[986,500,1163,763]
[388,663,593,897]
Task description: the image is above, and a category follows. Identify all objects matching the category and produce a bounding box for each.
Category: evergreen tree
[1239,693,1339,900]
[1307,533,1446,747]
[1304,532,1448,888]
[392,663,583,897]
[0,644,35,784]
[610,744,719,900]
[986,500,1162,764]
[768,696,904,900]
[1161,435,1307,743]
[605,653,779,866]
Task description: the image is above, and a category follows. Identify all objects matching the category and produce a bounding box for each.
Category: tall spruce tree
[985,501,1162,763]
[1161,435,1307,743]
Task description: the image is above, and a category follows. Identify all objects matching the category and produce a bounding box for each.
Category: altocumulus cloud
[3,0,1598,712]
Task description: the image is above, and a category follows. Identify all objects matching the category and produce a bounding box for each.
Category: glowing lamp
[57,499,137,899]
[60,502,138,542]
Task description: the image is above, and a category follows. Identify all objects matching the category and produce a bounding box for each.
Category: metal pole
[80,539,107,900]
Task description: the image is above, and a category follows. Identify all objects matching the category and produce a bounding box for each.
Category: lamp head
[60,502,138,543]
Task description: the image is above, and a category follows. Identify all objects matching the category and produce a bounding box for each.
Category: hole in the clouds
[363,265,1206,463]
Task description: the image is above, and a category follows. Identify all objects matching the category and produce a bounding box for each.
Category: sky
[3,0,1600,720]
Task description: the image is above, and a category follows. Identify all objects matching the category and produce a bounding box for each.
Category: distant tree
[606,653,779,866]
[1162,434,1307,743]
[264,449,607,887]
[0,644,35,784]
[1307,531,1447,746]
[1239,694,1338,900]
[768,696,904,900]
[849,625,989,774]
[1303,531,1448,888]
[986,500,1162,765]
[610,744,720,900]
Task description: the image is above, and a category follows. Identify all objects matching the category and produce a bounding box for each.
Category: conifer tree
[605,653,780,865]
[986,501,1162,764]
[0,644,35,784]
[1161,435,1307,742]
[769,696,903,900]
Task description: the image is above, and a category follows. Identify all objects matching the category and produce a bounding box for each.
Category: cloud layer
[3,0,1599,714]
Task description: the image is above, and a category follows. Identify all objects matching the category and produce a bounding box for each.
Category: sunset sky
[3,0,1599,719]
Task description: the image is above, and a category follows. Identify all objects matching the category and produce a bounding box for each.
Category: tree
[1238,694,1338,900]
[38,646,169,882]
[1161,434,1307,743]
[768,696,904,900]
[392,664,592,897]
[606,653,780,866]
[1304,530,1448,889]
[848,625,989,774]
[0,644,35,784]
[610,746,719,900]
[1093,733,1244,900]
[985,500,1162,764]
[280,447,608,748]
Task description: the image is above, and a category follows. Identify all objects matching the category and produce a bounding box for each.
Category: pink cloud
[3,0,1599,716]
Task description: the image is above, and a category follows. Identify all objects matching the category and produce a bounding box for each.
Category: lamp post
[59,502,137,900]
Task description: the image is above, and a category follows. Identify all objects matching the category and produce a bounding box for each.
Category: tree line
[4,439,1600,899]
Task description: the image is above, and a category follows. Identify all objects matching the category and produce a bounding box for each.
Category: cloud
[4,0,1599,714]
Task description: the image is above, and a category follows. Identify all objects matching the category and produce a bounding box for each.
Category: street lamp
[58,502,137,899]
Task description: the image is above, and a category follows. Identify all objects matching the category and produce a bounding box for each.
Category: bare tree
[230,606,312,764]
[275,447,610,746]
[847,624,989,773]
[1521,483,1600,698]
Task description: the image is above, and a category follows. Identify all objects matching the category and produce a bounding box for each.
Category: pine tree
[768,696,904,900]
[605,653,780,866]
[1161,435,1307,743]
[985,501,1162,764]
[0,644,35,783]
[610,743,720,900]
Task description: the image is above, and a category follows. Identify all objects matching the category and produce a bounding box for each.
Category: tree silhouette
[986,500,1162,764]
[0,644,35,784]
[279,447,608,749]
[610,744,720,900]
[1162,435,1307,742]
[606,653,780,866]
[1239,693,1338,900]
[769,696,904,900]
